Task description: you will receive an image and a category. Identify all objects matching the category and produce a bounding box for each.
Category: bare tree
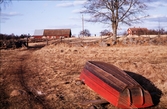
[79,29,91,37]
[100,29,111,36]
[81,0,148,44]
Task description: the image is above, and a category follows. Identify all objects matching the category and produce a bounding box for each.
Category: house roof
[33,29,44,36]
[128,28,148,32]
[43,29,71,36]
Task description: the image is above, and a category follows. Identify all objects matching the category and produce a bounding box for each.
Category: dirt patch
[0,45,167,109]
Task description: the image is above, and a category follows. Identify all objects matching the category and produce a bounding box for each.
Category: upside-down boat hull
[80,61,153,108]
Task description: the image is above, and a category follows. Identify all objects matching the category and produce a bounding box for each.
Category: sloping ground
[28,35,167,48]
[0,45,167,109]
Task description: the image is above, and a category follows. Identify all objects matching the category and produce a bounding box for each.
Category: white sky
[0,0,167,36]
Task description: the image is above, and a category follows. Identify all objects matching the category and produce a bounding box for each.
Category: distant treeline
[0,34,31,40]
[148,28,167,35]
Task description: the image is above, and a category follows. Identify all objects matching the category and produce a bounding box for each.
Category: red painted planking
[80,61,153,108]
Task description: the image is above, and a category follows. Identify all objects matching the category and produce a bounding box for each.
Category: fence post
[27,36,29,47]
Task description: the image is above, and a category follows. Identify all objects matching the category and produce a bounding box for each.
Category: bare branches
[82,0,148,25]
[81,0,148,41]
[0,0,11,4]
[0,0,11,10]
[0,0,3,4]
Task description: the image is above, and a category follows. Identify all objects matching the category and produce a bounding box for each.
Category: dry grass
[0,44,167,109]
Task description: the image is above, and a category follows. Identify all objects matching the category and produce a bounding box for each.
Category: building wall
[127,28,148,35]
[33,36,43,39]
[45,34,71,39]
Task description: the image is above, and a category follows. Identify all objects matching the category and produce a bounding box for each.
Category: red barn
[127,27,148,36]
[44,29,71,39]
[33,29,72,39]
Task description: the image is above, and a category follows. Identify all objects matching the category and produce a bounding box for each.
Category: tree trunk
[112,22,118,45]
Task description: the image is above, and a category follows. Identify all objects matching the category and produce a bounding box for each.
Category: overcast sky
[0,0,167,36]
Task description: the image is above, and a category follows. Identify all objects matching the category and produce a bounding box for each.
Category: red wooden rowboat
[80,61,153,108]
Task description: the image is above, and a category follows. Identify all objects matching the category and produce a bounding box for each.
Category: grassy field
[0,43,167,109]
